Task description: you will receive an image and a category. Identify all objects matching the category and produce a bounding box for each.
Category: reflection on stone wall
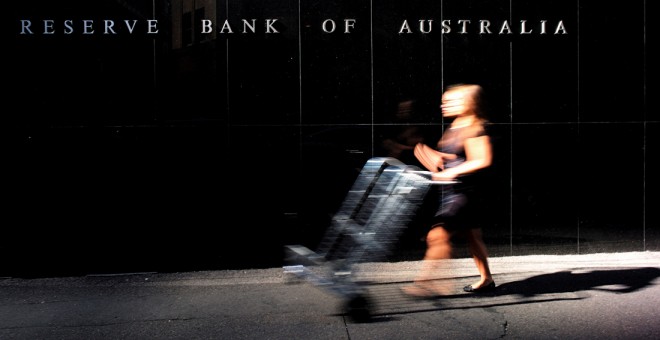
[5,0,655,277]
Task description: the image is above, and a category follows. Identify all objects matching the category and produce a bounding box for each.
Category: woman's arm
[414,143,457,172]
[432,135,492,180]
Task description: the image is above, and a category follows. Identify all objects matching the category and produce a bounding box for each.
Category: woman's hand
[414,143,460,172]
[414,143,442,172]
[432,170,457,181]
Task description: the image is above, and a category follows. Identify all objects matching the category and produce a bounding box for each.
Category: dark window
[194,7,206,43]
[182,11,193,46]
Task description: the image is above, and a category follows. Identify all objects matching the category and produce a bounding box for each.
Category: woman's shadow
[353,267,660,322]
[494,267,660,297]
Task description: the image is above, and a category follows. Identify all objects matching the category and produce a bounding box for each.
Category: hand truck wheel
[344,293,372,323]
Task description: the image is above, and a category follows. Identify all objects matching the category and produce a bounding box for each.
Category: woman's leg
[465,228,494,288]
[424,226,453,261]
[401,226,453,296]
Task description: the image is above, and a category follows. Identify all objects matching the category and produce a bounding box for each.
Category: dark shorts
[429,185,487,232]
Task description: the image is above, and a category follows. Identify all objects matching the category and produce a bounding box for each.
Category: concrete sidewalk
[1,251,659,339]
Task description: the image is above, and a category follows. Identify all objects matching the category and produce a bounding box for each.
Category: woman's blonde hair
[438,84,488,149]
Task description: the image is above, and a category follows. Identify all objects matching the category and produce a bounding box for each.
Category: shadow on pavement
[495,267,660,296]
[357,267,660,322]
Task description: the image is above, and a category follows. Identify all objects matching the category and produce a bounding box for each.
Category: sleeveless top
[432,122,490,226]
[438,122,488,193]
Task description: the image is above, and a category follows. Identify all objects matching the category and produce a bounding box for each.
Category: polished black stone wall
[5,0,657,277]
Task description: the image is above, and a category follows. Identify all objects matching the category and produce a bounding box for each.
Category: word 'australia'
[399,19,567,34]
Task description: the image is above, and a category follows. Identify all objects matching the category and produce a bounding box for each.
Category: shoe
[463,281,496,293]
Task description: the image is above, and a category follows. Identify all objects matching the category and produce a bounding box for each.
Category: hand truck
[284,157,455,322]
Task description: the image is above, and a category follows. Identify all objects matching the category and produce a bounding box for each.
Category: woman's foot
[401,284,437,298]
[463,279,496,293]
[401,281,450,298]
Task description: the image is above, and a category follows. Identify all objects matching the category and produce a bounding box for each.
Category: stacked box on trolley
[284,157,446,321]
[317,157,432,265]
